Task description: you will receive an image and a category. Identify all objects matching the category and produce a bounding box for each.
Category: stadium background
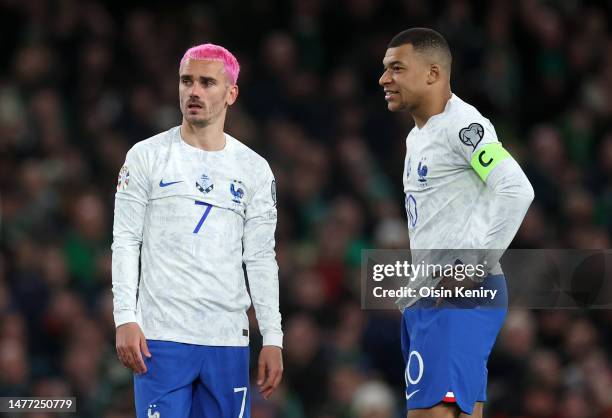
[1,0,612,417]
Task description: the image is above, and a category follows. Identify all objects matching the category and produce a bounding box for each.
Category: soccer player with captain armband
[379,28,534,418]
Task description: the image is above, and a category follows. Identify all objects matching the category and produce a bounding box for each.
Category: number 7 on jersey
[193,200,213,234]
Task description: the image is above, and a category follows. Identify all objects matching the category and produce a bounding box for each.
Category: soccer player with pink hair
[112,43,283,418]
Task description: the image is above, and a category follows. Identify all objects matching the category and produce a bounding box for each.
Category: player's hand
[434,275,479,307]
[257,345,283,400]
[115,322,151,374]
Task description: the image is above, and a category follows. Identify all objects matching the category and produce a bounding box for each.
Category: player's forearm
[254,306,283,347]
[244,221,283,347]
[246,261,283,347]
[482,159,534,266]
[111,196,147,327]
[111,241,141,326]
[245,242,283,347]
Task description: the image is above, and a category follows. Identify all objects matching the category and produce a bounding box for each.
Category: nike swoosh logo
[406,389,420,400]
[159,179,183,187]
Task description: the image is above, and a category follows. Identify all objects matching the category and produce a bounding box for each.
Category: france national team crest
[230,180,245,204]
[415,157,431,190]
[117,165,130,191]
[196,173,214,195]
[417,161,428,183]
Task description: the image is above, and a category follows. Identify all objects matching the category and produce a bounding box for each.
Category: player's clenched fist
[115,322,151,374]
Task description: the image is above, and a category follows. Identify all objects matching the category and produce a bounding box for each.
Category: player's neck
[412,89,452,129]
[180,120,226,151]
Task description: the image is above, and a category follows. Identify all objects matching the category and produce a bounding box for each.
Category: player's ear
[427,64,441,84]
[227,84,239,106]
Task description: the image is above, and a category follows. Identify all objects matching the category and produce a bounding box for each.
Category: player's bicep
[113,148,151,244]
[115,148,150,206]
[470,143,512,183]
[449,117,499,167]
[243,168,277,262]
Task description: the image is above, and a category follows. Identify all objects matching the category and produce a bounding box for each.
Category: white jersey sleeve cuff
[262,333,284,348]
[114,310,137,328]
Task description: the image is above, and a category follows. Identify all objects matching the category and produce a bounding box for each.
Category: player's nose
[188,81,205,97]
[379,70,391,86]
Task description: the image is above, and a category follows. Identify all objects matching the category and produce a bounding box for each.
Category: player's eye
[392,66,402,72]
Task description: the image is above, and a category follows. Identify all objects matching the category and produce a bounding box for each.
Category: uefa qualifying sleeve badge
[459,123,484,149]
[117,165,130,191]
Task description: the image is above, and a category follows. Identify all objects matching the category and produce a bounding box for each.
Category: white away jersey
[400,94,534,306]
[112,126,282,347]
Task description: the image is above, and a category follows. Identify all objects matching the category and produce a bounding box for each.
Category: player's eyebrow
[383,60,404,69]
[198,76,217,83]
[180,74,218,84]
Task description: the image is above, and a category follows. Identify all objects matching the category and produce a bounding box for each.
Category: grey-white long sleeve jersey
[111,126,283,347]
[398,94,534,308]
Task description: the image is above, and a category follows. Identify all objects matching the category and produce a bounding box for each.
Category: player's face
[179,59,238,127]
[379,44,430,112]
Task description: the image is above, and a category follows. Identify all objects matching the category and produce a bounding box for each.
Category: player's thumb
[141,336,152,358]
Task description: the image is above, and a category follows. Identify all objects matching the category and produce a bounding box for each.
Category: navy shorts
[134,340,250,418]
[401,274,508,415]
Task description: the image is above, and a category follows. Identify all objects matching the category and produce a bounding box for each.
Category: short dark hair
[388,28,452,71]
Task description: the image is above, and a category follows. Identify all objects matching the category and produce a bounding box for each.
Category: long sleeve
[479,156,534,268]
[446,110,534,272]
[242,164,283,348]
[111,145,150,327]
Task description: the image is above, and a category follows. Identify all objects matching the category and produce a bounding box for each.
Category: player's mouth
[187,103,203,111]
[384,90,399,100]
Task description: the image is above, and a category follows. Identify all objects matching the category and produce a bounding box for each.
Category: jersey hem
[143,332,249,347]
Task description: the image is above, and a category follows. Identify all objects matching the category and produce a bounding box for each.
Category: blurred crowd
[1,0,612,417]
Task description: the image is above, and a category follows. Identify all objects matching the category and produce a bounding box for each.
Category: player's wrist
[114,311,137,328]
[262,333,283,348]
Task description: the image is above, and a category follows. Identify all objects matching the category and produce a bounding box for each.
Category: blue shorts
[134,340,250,418]
[401,274,508,415]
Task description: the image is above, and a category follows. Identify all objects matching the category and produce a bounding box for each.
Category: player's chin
[386,101,405,112]
[185,115,210,126]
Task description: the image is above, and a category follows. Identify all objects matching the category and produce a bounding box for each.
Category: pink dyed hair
[179,44,240,85]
